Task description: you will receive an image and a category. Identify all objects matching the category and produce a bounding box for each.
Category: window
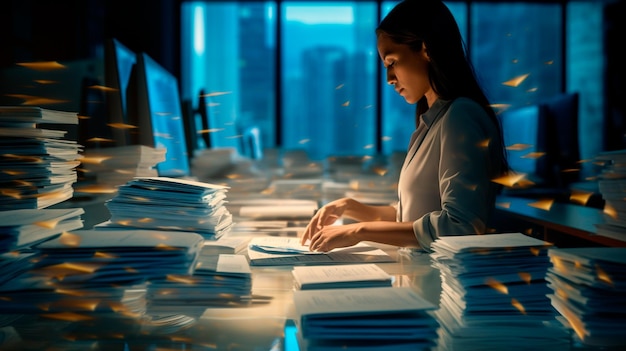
[281,1,377,159]
[181,1,600,165]
[181,2,276,151]
[470,2,562,110]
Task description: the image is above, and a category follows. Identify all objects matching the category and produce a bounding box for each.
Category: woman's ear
[422,42,431,62]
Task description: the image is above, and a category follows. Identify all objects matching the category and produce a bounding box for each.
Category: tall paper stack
[98,177,233,240]
[79,145,166,189]
[293,287,439,350]
[0,106,81,210]
[547,247,626,348]
[593,149,626,242]
[0,229,203,341]
[430,233,570,350]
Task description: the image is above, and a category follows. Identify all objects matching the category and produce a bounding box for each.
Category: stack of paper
[0,208,84,253]
[247,236,395,266]
[98,177,233,240]
[265,178,323,201]
[0,284,148,320]
[0,251,36,287]
[27,229,203,285]
[343,175,399,206]
[321,180,351,203]
[593,149,626,241]
[0,106,81,210]
[79,145,166,188]
[201,235,250,256]
[2,285,148,343]
[326,154,367,181]
[138,313,197,336]
[0,229,203,339]
[430,233,570,350]
[197,151,271,199]
[0,325,20,348]
[344,191,397,207]
[293,287,439,350]
[547,247,626,347]
[281,149,324,180]
[228,198,318,221]
[292,263,393,290]
[190,147,238,180]
[147,254,252,317]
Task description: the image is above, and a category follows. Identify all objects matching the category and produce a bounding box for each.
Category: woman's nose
[386,71,396,85]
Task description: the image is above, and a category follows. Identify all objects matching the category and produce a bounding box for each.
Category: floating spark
[17,61,66,71]
[107,123,137,129]
[5,94,68,105]
[528,199,554,211]
[502,73,530,87]
[511,298,526,314]
[485,277,508,294]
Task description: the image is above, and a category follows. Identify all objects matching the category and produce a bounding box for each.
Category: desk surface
[3,182,601,350]
[192,237,442,351]
[494,195,626,247]
[0,234,441,351]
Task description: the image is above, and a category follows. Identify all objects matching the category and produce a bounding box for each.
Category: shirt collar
[420,98,451,128]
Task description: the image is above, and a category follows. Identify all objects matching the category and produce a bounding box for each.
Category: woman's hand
[308,223,362,252]
[301,198,352,245]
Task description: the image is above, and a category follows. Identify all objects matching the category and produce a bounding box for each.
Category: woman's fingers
[302,208,327,243]
[309,230,323,252]
[301,219,317,244]
[301,210,325,244]
[323,214,339,226]
[301,202,344,247]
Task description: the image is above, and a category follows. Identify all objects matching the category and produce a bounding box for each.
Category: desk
[1,179,602,350]
[493,195,625,247]
[188,238,441,351]
[0,237,441,351]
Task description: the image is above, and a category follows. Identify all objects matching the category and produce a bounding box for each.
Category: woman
[301,0,509,252]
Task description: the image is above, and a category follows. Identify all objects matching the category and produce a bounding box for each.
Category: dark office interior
[0,1,624,132]
[2,2,626,350]
[0,0,626,206]
[0,0,626,212]
[1,0,625,197]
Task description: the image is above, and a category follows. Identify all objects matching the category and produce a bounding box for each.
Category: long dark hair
[376,0,509,176]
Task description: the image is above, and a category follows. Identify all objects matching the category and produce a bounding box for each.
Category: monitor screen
[131,52,191,178]
[499,104,549,184]
[104,38,137,146]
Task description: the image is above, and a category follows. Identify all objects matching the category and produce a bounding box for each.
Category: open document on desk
[246,237,394,266]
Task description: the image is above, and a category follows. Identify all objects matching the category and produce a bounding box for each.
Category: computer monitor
[542,92,580,187]
[129,52,191,178]
[499,104,550,186]
[104,38,137,146]
[182,88,211,156]
[78,74,109,147]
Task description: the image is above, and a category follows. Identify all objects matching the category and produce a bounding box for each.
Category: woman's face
[377,33,434,106]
